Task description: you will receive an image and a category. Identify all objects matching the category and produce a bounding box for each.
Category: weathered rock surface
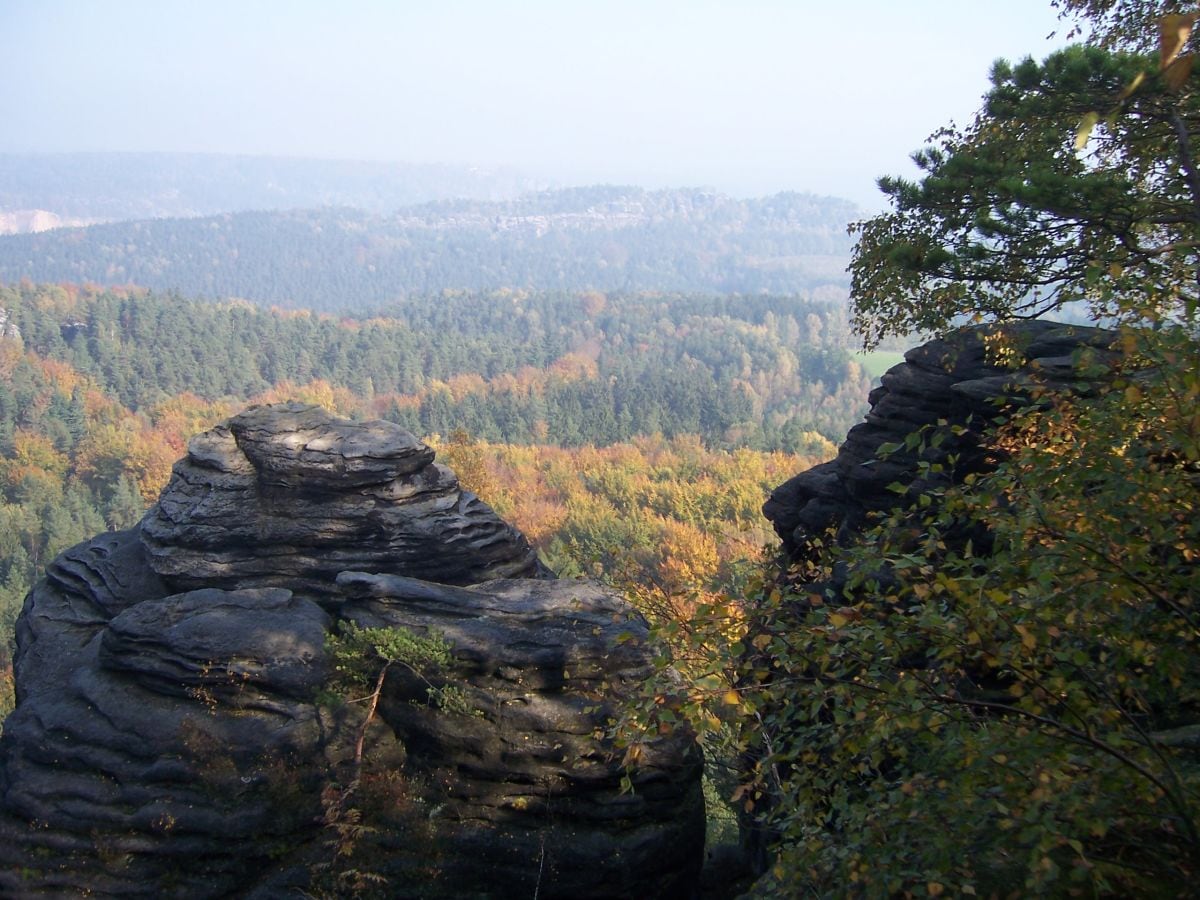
[1,562,330,897]
[0,403,704,898]
[764,321,1118,558]
[336,572,705,899]
[141,402,545,598]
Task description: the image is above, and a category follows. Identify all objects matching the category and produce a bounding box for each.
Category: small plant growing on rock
[311,621,470,896]
[324,621,472,776]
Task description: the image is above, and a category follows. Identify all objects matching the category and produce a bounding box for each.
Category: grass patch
[854,350,905,379]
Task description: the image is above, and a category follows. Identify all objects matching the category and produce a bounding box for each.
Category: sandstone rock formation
[140,402,545,597]
[0,403,704,898]
[764,321,1118,559]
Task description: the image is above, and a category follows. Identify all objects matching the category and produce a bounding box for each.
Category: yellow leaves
[721,689,741,706]
[1165,54,1194,92]
[619,743,643,768]
[73,418,178,503]
[729,781,762,813]
[828,606,864,628]
[1014,624,1037,652]
[439,429,497,499]
[1160,13,1198,91]
[1117,70,1147,103]
[657,518,720,592]
[1161,14,1198,69]
[1,430,69,488]
[1074,111,1100,152]
[1078,12,1195,152]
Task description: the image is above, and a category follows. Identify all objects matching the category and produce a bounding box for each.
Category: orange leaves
[33,357,81,395]
[437,429,497,501]
[146,393,232,456]
[4,431,68,483]
[1074,111,1102,152]
[73,419,177,504]
[547,350,600,382]
[657,518,720,593]
[250,379,360,416]
[444,372,487,402]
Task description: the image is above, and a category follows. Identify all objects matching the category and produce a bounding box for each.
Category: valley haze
[2,1,1070,209]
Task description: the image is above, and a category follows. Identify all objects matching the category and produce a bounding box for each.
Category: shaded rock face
[0,403,704,898]
[764,321,1118,559]
[337,573,705,899]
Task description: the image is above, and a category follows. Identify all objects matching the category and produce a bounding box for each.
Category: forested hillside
[0,187,855,309]
[1,282,868,448]
[0,152,542,224]
[0,280,858,714]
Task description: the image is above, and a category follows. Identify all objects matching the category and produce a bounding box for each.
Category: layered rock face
[141,402,545,597]
[337,572,704,898]
[0,403,704,898]
[764,321,1117,558]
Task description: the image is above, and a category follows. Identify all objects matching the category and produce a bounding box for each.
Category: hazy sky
[2,1,1073,208]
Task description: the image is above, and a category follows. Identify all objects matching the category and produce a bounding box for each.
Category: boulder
[0,576,329,898]
[333,572,705,899]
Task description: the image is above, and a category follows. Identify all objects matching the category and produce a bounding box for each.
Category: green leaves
[850,42,1199,347]
[325,621,471,716]
[807,5,1200,893]
[744,325,1200,895]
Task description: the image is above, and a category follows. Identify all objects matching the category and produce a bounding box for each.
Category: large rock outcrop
[0,403,704,898]
[764,321,1118,559]
[335,572,704,898]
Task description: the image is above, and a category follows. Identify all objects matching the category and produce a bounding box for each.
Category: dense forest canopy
[0,282,868,449]
[0,187,855,310]
[0,161,870,760]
